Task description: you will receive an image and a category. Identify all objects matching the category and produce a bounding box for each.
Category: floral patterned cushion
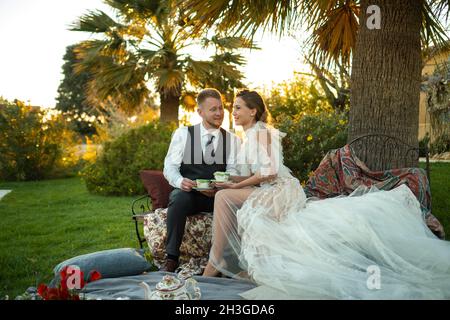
[143,208,212,274]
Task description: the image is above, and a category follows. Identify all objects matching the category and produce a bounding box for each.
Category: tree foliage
[0,100,80,181]
[181,0,449,67]
[55,45,98,136]
[71,0,257,123]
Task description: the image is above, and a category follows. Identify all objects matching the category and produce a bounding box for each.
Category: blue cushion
[52,248,152,284]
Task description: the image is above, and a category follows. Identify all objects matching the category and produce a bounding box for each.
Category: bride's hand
[214,182,236,189]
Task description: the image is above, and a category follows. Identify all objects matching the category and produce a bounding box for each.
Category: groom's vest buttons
[180,124,229,181]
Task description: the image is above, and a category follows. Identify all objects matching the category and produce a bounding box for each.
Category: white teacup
[196,179,211,189]
[214,172,230,182]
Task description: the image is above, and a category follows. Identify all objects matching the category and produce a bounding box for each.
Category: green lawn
[419,162,450,236]
[0,177,137,298]
[0,163,449,298]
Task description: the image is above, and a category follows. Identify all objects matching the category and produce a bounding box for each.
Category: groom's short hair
[196,88,222,106]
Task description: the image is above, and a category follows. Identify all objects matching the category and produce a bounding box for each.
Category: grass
[420,162,450,235]
[0,177,136,298]
[0,163,449,298]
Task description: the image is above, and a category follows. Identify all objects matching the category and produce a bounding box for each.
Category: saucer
[193,186,214,191]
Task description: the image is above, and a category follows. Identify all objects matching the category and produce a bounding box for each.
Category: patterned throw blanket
[144,209,212,273]
[304,144,445,239]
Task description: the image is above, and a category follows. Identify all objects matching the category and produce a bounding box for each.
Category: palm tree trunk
[159,91,180,123]
[348,0,422,170]
[228,108,234,130]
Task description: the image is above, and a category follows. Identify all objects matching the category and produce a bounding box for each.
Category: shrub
[81,122,175,196]
[0,101,80,181]
[430,133,450,155]
[264,76,349,184]
[419,133,431,157]
[265,75,334,121]
[276,112,348,183]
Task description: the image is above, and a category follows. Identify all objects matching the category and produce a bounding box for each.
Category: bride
[202,89,450,299]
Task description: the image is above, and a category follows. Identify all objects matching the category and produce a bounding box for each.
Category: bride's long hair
[235,89,272,124]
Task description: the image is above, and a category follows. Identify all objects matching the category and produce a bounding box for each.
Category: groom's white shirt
[163,122,241,189]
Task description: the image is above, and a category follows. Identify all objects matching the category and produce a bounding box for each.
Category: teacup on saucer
[213,172,230,182]
[196,179,211,189]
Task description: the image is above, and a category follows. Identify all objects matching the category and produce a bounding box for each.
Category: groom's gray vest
[180,124,230,181]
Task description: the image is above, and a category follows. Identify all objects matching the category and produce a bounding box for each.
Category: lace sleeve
[249,122,285,177]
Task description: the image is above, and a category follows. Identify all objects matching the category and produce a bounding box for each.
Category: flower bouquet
[37,265,102,300]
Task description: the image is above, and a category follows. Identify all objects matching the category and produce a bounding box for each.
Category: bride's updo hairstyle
[236,89,271,123]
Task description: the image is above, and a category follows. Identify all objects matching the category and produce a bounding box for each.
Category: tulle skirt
[208,179,450,299]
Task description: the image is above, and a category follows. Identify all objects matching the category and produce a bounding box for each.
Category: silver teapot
[140,272,201,300]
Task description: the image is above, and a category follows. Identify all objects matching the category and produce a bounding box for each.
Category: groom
[161,88,240,272]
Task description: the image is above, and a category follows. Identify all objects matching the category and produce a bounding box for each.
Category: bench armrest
[131,194,151,216]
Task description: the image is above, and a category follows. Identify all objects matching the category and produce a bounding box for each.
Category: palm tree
[71,0,255,123]
[181,35,256,128]
[181,0,449,170]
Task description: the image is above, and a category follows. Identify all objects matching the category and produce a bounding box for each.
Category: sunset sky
[0,0,310,109]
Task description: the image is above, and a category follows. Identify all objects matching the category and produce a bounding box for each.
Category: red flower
[37,268,101,300]
[37,284,48,298]
[59,266,69,290]
[46,288,61,300]
[58,287,70,300]
[79,271,85,289]
[59,266,85,290]
[88,270,102,282]
[72,294,80,301]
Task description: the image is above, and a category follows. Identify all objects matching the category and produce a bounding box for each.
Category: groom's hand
[181,178,196,192]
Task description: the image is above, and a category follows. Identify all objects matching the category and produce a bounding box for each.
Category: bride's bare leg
[203,188,254,277]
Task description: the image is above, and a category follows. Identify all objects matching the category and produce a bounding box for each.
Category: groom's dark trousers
[166,189,215,258]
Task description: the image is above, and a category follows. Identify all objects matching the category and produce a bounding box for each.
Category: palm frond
[182,0,450,68]
[432,0,450,21]
[84,54,150,113]
[182,0,358,66]
[70,10,124,33]
[139,48,159,61]
[212,52,246,66]
[201,36,259,50]
[154,68,184,95]
[216,64,245,84]
[180,91,198,112]
[422,1,450,52]
[73,40,112,74]
[308,1,359,66]
[104,0,164,21]
[183,58,215,86]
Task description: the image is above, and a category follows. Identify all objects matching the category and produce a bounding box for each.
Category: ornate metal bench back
[131,195,152,248]
[348,134,431,186]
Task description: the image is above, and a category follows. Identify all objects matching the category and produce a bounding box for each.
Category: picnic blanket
[303,144,445,239]
[81,271,256,300]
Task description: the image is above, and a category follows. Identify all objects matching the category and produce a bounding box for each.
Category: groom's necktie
[204,134,215,163]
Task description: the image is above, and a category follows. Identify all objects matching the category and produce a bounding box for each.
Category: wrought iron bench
[131,195,152,249]
[348,133,431,185]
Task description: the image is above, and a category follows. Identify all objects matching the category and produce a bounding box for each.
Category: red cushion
[139,170,173,209]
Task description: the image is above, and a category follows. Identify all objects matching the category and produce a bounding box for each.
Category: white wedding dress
[212,121,450,300]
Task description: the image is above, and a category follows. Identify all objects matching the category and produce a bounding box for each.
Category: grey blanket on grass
[81,271,257,300]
